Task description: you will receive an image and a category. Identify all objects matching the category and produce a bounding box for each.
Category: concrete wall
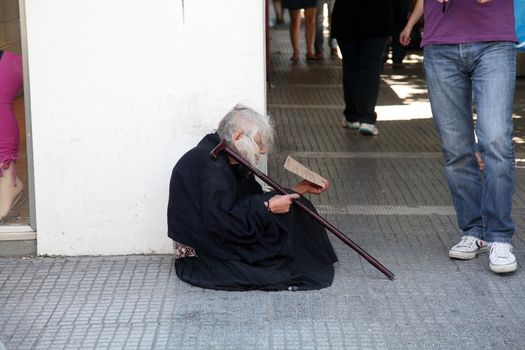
[24,0,266,255]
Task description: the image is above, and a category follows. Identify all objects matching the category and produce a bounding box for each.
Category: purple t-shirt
[421,0,517,46]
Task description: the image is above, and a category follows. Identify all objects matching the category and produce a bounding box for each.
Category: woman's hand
[266,193,300,214]
[292,179,330,195]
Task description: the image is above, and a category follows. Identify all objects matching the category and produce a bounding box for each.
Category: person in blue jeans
[403,0,518,273]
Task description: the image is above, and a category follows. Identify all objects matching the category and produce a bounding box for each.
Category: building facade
[1,0,266,255]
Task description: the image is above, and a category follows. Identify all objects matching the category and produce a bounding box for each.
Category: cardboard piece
[284,156,326,187]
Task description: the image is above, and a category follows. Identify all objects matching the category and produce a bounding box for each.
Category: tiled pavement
[1,26,525,349]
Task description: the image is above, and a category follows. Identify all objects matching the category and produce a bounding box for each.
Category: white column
[24,0,266,255]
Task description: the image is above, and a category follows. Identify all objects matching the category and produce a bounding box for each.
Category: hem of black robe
[174,256,335,292]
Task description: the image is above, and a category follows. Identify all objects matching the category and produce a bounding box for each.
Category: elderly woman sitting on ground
[167,104,337,291]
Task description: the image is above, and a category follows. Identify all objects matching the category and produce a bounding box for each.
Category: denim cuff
[483,234,513,244]
[463,229,483,240]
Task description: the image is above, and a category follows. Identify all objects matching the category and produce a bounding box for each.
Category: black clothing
[282,0,317,10]
[391,0,410,64]
[331,0,393,125]
[338,38,388,124]
[167,133,337,291]
[331,0,394,41]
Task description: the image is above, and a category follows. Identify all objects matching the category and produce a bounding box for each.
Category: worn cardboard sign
[284,156,326,187]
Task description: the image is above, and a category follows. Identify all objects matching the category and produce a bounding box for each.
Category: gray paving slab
[1,24,525,350]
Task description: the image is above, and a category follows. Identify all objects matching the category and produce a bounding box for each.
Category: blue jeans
[424,42,516,243]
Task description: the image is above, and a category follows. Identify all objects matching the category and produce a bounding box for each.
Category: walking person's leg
[424,44,487,260]
[304,7,318,60]
[314,0,326,56]
[471,41,516,273]
[288,9,302,61]
[391,0,410,68]
[338,39,361,129]
[356,37,388,135]
[0,51,24,221]
[326,0,337,54]
[273,0,284,24]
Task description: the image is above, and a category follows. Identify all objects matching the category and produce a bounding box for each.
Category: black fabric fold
[168,133,337,291]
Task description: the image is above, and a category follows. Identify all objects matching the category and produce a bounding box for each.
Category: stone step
[0,227,36,257]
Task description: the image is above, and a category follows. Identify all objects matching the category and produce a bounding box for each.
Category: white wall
[24,0,266,255]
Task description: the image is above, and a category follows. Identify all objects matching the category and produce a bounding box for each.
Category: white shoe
[359,123,379,136]
[341,118,360,130]
[449,235,488,260]
[489,243,517,273]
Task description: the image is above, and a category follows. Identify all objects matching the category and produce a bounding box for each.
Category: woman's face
[233,130,267,166]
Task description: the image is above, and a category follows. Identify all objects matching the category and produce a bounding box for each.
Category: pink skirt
[0,51,23,177]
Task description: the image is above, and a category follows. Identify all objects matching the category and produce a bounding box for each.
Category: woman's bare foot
[305,53,321,61]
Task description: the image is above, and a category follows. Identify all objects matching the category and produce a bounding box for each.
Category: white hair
[232,132,261,166]
[217,104,275,152]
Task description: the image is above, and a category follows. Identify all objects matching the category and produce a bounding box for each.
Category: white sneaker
[449,235,488,260]
[341,118,360,130]
[489,243,517,273]
[359,123,379,136]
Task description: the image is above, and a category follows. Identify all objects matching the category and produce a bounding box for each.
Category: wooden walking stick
[210,139,395,281]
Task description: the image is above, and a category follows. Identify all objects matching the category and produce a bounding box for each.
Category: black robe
[167,133,338,291]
